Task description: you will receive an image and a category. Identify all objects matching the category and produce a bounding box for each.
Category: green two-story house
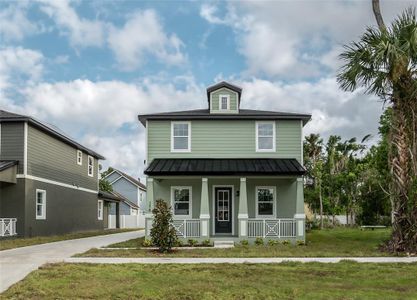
[139,81,311,242]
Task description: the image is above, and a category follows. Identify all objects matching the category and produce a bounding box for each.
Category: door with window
[215,187,232,234]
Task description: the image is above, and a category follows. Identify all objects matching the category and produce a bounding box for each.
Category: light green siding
[210,88,239,113]
[0,122,25,174]
[147,120,302,163]
[27,125,98,191]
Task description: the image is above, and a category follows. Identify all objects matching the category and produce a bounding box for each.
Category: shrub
[188,239,198,247]
[281,240,290,245]
[142,239,153,247]
[175,240,184,247]
[202,239,211,246]
[254,237,264,246]
[150,199,178,253]
[296,240,306,246]
[268,239,279,246]
[240,240,249,246]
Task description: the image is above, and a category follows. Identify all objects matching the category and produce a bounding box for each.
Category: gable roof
[105,168,146,190]
[0,110,105,159]
[98,190,139,209]
[206,81,242,103]
[138,108,311,126]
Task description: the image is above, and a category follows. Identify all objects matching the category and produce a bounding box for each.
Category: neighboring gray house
[0,110,115,237]
[103,168,147,216]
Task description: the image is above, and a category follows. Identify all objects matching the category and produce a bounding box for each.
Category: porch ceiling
[144,158,305,176]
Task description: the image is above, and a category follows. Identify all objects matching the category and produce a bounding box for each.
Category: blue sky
[0,0,414,177]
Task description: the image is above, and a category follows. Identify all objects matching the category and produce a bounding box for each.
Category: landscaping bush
[282,240,290,245]
[202,239,211,246]
[150,199,178,253]
[254,237,264,246]
[268,239,279,246]
[240,240,249,246]
[175,240,183,247]
[297,240,306,246]
[142,239,153,247]
[188,239,198,247]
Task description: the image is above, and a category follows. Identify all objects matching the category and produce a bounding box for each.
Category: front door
[215,187,232,234]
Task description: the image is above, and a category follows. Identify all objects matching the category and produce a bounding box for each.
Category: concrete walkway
[64,256,417,264]
[0,230,144,293]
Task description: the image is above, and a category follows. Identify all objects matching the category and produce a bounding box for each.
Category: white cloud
[38,0,105,47]
[0,3,39,41]
[108,10,186,71]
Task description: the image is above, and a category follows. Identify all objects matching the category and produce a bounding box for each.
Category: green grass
[2,262,417,299]
[78,227,395,257]
[0,229,140,251]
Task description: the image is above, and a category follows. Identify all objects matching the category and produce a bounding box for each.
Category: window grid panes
[88,156,94,176]
[77,150,82,165]
[257,188,274,216]
[257,123,274,151]
[217,190,229,221]
[221,96,228,110]
[173,187,191,216]
[172,123,190,151]
[98,200,103,220]
[36,190,46,219]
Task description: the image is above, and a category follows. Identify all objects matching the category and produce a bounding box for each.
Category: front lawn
[0,228,140,251]
[3,262,417,299]
[78,227,394,257]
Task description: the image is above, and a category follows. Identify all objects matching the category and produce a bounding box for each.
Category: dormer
[207,81,242,114]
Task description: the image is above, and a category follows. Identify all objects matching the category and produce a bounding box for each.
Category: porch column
[238,178,248,238]
[200,178,210,237]
[145,177,155,237]
[294,177,305,240]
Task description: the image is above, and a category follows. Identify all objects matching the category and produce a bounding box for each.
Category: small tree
[150,199,178,252]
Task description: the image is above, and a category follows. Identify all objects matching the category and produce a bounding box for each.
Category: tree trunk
[372,0,386,31]
[319,180,324,229]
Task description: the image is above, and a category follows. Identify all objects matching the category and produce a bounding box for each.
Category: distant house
[0,110,118,237]
[103,168,147,228]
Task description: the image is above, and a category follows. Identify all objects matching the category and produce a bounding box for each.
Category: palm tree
[337,8,417,252]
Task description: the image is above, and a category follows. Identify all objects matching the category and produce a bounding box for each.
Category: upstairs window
[171,186,192,217]
[77,150,82,165]
[219,95,229,110]
[88,155,94,177]
[256,187,276,218]
[256,122,275,152]
[171,122,191,152]
[36,189,46,220]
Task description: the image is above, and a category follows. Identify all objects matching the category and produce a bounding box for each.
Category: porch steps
[213,241,235,248]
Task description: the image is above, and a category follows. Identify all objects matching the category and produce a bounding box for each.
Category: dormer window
[220,95,229,110]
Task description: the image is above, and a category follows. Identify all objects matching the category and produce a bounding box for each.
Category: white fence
[173,219,201,238]
[247,219,296,238]
[316,214,355,225]
[108,214,145,229]
[0,218,17,237]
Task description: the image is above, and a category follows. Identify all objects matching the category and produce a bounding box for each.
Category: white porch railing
[173,219,201,238]
[0,218,17,237]
[247,219,296,238]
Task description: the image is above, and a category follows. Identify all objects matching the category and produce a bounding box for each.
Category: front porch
[145,176,305,242]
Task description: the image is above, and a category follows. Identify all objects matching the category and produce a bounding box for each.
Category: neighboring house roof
[144,158,306,176]
[0,110,105,159]
[0,160,18,171]
[206,81,242,103]
[138,108,311,126]
[104,168,146,191]
[98,190,139,209]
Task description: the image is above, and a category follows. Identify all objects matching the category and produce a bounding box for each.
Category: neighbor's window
[256,187,276,218]
[220,95,229,110]
[36,189,46,220]
[171,122,191,152]
[256,122,275,152]
[97,200,103,220]
[77,150,82,165]
[88,155,94,177]
[171,186,192,217]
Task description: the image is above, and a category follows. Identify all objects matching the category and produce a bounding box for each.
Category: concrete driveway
[0,229,143,293]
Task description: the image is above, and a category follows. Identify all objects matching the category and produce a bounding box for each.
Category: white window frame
[171,121,191,153]
[35,189,46,220]
[219,94,230,111]
[97,200,103,220]
[170,186,192,218]
[88,155,94,177]
[255,186,276,218]
[77,150,83,165]
[256,121,276,152]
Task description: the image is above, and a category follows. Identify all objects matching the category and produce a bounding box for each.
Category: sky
[0,0,414,178]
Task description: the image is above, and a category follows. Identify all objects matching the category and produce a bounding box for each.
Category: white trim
[145,120,149,167]
[256,121,276,152]
[77,150,83,165]
[300,120,303,165]
[171,186,192,218]
[23,122,28,175]
[294,213,306,219]
[87,155,94,177]
[98,200,103,220]
[0,123,2,156]
[255,186,277,218]
[170,121,191,153]
[212,185,235,235]
[35,189,46,220]
[16,174,98,194]
[219,94,230,111]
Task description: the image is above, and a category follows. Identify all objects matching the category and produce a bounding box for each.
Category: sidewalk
[0,230,144,293]
[64,256,417,264]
